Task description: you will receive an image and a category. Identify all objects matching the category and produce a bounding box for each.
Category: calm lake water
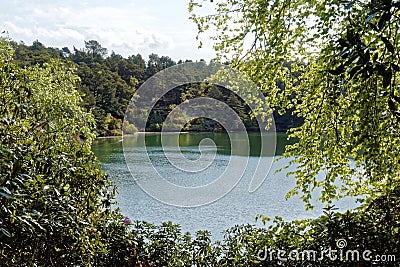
[92,132,356,239]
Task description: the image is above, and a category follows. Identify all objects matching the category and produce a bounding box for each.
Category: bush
[123,121,138,135]
[1,38,398,266]
[0,39,132,266]
[121,193,399,266]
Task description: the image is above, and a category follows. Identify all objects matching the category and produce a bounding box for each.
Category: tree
[189,1,400,208]
[13,40,62,66]
[145,53,176,78]
[106,52,146,86]
[61,47,71,57]
[68,43,138,136]
[0,39,132,265]
[31,40,46,51]
[84,39,108,57]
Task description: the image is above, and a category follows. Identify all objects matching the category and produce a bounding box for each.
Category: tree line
[10,39,302,136]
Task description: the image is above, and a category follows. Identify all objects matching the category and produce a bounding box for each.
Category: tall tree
[145,53,176,78]
[190,0,400,208]
[0,39,120,265]
[84,40,108,57]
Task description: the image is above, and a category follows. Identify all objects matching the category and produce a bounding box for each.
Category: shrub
[0,39,130,266]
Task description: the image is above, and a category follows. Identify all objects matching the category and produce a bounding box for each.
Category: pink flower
[123,217,131,226]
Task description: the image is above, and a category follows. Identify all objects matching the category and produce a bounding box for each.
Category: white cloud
[0,0,215,60]
[3,22,34,38]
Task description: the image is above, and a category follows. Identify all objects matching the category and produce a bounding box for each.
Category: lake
[92,132,356,239]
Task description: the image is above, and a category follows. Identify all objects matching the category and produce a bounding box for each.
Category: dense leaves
[10,39,301,135]
[4,0,400,264]
[185,1,400,265]
[190,0,400,208]
[106,196,399,266]
[0,39,135,266]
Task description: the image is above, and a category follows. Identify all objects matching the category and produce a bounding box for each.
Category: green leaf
[0,192,13,199]
[382,71,392,88]
[378,11,391,30]
[364,11,379,25]
[0,228,11,237]
[381,36,395,53]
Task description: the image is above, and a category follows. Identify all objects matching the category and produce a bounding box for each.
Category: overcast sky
[0,0,216,61]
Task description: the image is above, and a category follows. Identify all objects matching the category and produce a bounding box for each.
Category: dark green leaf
[0,228,11,237]
[381,36,394,53]
[382,71,392,88]
[378,11,391,31]
[0,192,13,199]
[365,11,379,24]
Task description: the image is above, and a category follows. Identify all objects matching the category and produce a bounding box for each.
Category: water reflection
[92,132,355,239]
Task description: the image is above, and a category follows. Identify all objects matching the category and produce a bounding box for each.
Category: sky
[0,0,216,61]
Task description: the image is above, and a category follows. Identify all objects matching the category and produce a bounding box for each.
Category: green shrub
[120,194,399,266]
[0,39,132,266]
[1,38,398,266]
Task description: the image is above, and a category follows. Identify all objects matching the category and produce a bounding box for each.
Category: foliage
[10,39,301,136]
[1,1,400,264]
[189,0,400,208]
[112,194,399,266]
[0,39,135,266]
[184,2,400,266]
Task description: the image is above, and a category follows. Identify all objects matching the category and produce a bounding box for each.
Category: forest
[10,39,301,136]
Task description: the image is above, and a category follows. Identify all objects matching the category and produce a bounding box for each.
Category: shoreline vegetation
[9,39,303,137]
[1,37,398,266]
[97,129,289,138]
[3,0,400,263]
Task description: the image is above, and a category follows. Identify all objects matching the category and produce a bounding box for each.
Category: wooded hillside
[11,40,302,135]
